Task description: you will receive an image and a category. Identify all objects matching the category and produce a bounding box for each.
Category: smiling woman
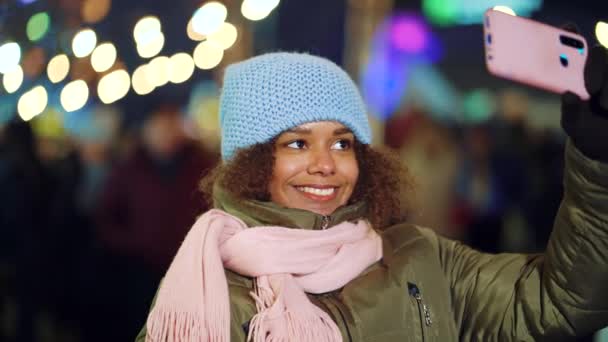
[200,121,413,229]
[137,51,608,342]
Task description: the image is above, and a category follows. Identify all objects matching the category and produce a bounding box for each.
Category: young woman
[138,50,608,341]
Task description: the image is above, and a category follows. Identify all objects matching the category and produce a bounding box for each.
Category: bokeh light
[132,64,155,95]
[134,16,161,45]
[18,85,48,121]
[241,0,280,21]
[148,56,170,87]
[72,28,97,58]
[91,42,117,72]
[136,32,164,58]
[596,21,608,48]
[391,17,427,53]
[462,88,496,123]
[3,65,24,93]
[207,22,238,50]
[47,54,70,83]
[0,42,21,74]
[169,53,195,84]
[493,6,516,16]
[26,12,51,42]
[193,41,224,70]
[81,0,112,24]
[191,2,227,35]
[187,19,205,41]
[423,0,541,26]
[61,80,89,112]
[98,69,130,104]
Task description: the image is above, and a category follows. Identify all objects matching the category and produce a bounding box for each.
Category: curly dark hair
[200,140,416,230]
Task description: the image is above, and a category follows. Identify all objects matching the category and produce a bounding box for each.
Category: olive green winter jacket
[136,142,608,341]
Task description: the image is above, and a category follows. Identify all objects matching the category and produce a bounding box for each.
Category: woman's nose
[307,148,336,176]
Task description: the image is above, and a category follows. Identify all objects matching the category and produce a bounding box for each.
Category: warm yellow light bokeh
[241,0,280,21]
[91,42,117,72]
[134,16,161,45]
[61,80,89,112]
[596,21,608,49]
[169,53,195,84]
[98,69,130,104]
[148,56,170,87]
[3,65,23,93]
[187,19,205,41]
[47,54,70,83]
[18,85,48,121]
[193,41,224,70]
[207,22,238,50]
[132,64,155,95]
[137,32,165,59]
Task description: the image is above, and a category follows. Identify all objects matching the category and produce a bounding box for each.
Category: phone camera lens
[559,54,569,67]
[486,34,492,45]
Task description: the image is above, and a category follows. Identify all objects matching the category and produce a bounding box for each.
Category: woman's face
[269,121,359,216]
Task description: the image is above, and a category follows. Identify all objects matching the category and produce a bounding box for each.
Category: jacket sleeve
[425,141,608,341]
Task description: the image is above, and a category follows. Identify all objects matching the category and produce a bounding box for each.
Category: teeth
[297,187,335,196]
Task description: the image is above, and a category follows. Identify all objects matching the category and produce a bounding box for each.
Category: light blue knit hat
[219,52,372,160]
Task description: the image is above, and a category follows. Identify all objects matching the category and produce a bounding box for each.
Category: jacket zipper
[408,282,432,342]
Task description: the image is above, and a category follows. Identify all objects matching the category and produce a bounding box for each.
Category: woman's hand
[561,44,608,162]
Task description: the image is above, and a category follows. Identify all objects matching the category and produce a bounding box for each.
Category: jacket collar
[212,183,367,230]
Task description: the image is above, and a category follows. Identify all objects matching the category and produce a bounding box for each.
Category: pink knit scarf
[145,209,382,342]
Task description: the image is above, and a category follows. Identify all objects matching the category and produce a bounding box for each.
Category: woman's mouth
[294,186,338,202]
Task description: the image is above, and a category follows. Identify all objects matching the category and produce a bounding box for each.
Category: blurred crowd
[0,94,570,341]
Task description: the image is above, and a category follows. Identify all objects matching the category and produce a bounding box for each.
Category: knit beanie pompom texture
[219,52,372,160]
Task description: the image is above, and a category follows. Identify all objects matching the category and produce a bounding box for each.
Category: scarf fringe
[247,309,342,342]
[145,306,228,342]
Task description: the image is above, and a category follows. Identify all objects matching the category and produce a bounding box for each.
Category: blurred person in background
[0,118,53,342]
[94,104,218,341]
[385,109,462,239]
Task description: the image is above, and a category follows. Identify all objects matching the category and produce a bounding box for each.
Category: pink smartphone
[483,9,590,100]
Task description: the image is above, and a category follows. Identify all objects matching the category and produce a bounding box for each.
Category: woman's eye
[286,140,306,149]
[332,139,352,150]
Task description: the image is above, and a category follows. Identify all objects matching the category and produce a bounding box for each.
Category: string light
[91,42,117,72]
[98,69,130,104]
[241,0,280,21]
[72,28,97,58]
[191,2,227,35]
[134,16,161,45]
[207,22,238,50]
[0,42,21,74]
[132,64,155,95]
[193,40,223,70]
[61,80,89,112]
[596,21,608,48]
[187,19,205,41]
[136,32,164,58]
[47,54,70,83]
[493,6,516,16]
[169,52,195,84]
[148,56,170,87]
[18,85,48,121]
[3,65,23,93]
